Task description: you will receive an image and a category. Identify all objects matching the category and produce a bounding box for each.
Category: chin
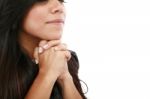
[45,33,62,40]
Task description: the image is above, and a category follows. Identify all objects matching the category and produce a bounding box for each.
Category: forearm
[59,75,83,99]
[25,72,57,99]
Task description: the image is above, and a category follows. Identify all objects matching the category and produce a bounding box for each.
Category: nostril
[51,6,64,14]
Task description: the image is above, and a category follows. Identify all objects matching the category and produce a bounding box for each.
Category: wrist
[57,72,73,86]
[38,69,58,84]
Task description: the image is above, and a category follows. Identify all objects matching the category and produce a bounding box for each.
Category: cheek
[23,8,46,36]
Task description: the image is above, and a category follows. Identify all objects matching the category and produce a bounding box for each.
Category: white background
[62,0,150,99]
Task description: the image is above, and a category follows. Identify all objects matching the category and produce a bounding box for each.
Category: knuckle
[39,40,47,47]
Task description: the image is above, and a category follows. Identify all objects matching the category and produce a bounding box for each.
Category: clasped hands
[33,40,72,83]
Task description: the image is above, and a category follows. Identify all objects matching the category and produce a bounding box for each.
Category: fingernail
[35,59,39,64]
[38,47,43,53]
[43,44,49,49]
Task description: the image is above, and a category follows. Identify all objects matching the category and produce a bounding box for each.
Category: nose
[49,0,64,14]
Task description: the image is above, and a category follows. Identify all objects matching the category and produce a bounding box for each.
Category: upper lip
[46,19,64,24]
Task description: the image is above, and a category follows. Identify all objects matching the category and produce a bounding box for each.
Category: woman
[0,0,87,98]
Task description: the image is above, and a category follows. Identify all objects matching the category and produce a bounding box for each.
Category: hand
[33,40,71,80]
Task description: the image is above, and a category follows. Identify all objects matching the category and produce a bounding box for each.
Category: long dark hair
[0,0,87,98]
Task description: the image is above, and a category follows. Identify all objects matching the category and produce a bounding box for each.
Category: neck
[19,31,40,60]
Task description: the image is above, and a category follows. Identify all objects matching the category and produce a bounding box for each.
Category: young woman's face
[22,0,66,40]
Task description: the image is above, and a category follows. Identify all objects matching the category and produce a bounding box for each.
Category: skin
[19,0,83,98]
